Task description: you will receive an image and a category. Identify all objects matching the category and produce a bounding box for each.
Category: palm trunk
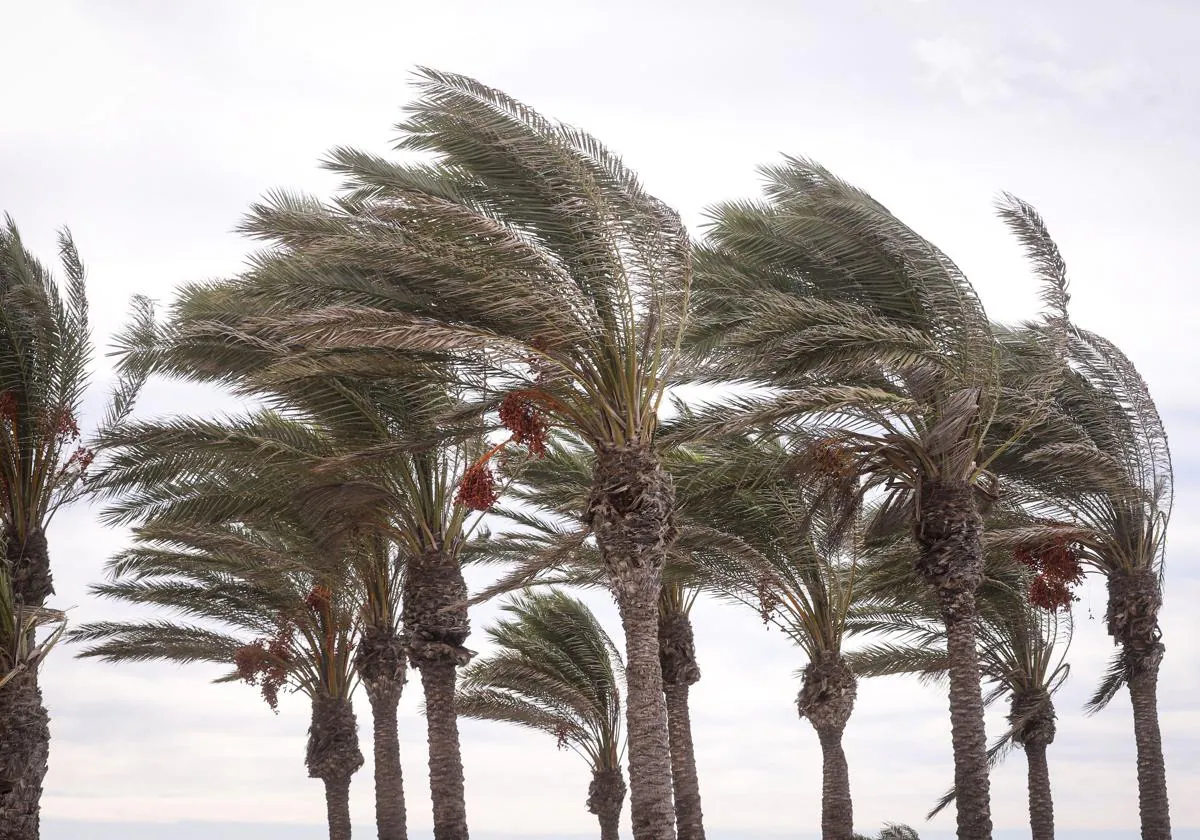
[815,728,853,840]
[1105,569,1170,840]
[797,652,856,840]
[589,443,677,840]
[914,479,991,840]
[403,548,473,840]
[367,691,407,840]
[659,609,705,840]
[0,670,49,840]
[663,684,704,840]
[1,526,52,840]
[306,695,365,840]
[1023,740,1054,840]
[323,775,354,840]
[941,604,992,840]
[356,627,409,840]
[6,526,53,608]
[588,767,627,840]
[419,660,470,840]
[1128,666,1170,840]
[1011,692,1055,840]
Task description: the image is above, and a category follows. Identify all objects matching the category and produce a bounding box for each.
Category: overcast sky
[3,1,1199,838]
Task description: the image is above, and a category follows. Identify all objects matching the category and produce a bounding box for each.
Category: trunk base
[0,671,49,840]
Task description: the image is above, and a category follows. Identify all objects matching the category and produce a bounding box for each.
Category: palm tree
[851,555,1073,840]
[455,590,626,840]
[669,436,864,840]
[676,163,1070,839]
[987,326,1174,839]
[230,68,693,840]
[103,277,494,840]
[71,515,363,840]
[0,217,146,837]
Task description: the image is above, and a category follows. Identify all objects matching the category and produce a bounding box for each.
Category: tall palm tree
[466,439,708,840]
[850,556,1073,840]
[677,163,1070,839]
[987,326,1174,839]
[104,277,491,840]
[455,591,626,840]
[669,436,864,840]
[71,516,363,840]
[231,68,693,840]
[0,217,146,837]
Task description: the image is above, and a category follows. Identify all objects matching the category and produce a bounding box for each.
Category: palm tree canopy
[455,590,624,772]
[0,217,148,543]
[988,326,1172,579]
[103,277,488,559]
[667,435,865,660]
[674,160,1069,501]
[222,67,691,451]
[70,510,360,709]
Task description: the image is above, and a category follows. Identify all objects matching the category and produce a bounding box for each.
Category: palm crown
[457,590,624,772]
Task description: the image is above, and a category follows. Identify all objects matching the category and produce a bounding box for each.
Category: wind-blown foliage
[218,67,693,840]
[456,591,626,838]
[458,591,624,768]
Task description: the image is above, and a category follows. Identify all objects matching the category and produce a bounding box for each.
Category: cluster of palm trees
[0,68,1175,840]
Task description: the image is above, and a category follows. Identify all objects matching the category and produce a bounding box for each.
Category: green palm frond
[0,218,146,537]
[988,324,1172,580]
[1085,649,1128,714]
[229,68,691,449]
[72,508,362,704]
[455,590,624,771]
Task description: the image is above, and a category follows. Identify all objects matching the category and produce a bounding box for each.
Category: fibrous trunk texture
[797,651,856,840]
[0,670,48,840]
[356,625,409,840]
[324,775,353,840]
[913,479,992,840]
[659,609,705,840]
[588,442,677,840]
[306,695,364,840]
[588,766,627,840]
[5,526,52,608]
[1010,691,1055,840]
[1107,569,1170,840]
[404,548,473,840]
